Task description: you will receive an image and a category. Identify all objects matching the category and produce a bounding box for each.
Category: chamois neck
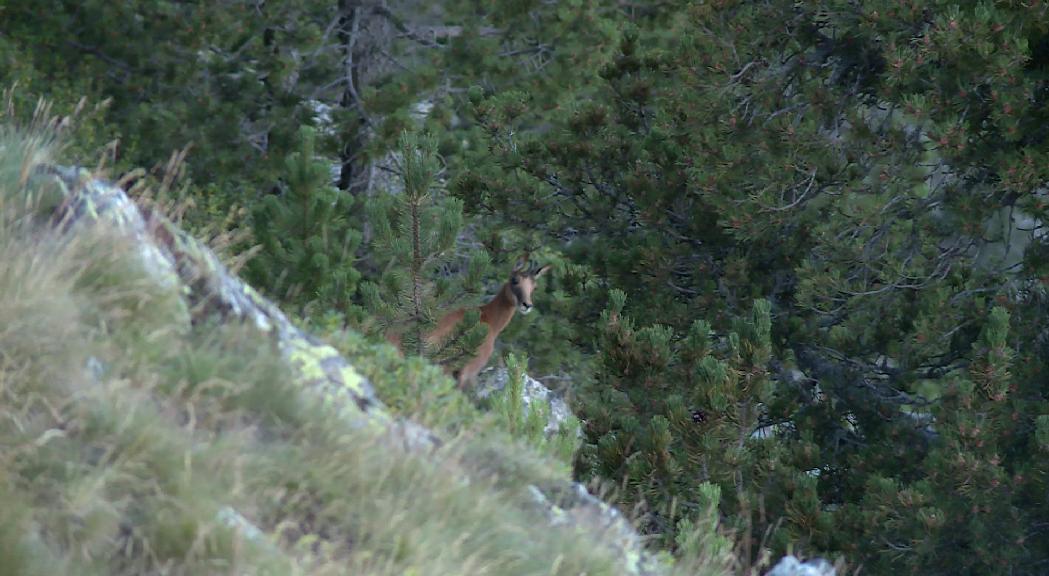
[479,283,517,334]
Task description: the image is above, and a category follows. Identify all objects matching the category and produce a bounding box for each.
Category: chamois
[388,258,550,388]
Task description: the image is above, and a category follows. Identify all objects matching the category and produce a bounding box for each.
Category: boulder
[765,555,837,576]
[474,365,578,437]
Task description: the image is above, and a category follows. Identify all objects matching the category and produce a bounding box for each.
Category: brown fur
[388,261,550,388]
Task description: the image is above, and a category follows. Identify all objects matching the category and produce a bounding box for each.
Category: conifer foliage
[491,352,580,466]
[0,0,346,218]
[833,306,1031,574]
[576,292,781,552]
[359,130,489,367]
[454,0,1049,570]
[248,126,362,316]
[11,0,1049,572]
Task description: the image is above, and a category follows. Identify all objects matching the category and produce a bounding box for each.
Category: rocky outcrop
[528,482,664,576]
[764,555,836,576]
[41,165,406,428]
[33,164,664,575]
[474,366,577,437]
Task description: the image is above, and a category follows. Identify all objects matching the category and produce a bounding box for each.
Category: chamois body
[387,261,549,387]
[429,281,521,386]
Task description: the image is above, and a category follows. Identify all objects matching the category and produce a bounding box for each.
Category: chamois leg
[457,339,494,389]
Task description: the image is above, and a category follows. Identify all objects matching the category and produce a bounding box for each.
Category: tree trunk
[337,0,393,195]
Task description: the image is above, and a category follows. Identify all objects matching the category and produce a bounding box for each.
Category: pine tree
[451,0,1049,570]
[834,307,1038,573]
[358,130,489,369]
[247,126,362,317]
[13,0,1049,570]
[574,291,792,555]
[0,0,345,221]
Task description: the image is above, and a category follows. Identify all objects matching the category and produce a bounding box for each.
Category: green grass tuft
[0,122,666,576]
[0,110,740,575]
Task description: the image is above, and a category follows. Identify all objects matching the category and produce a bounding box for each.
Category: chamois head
[508,258,550,315]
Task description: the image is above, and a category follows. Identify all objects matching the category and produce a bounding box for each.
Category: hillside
[6,1,1049,573]
[0,128,706,575]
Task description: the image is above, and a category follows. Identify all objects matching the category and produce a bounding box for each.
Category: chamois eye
[511,277,520,285]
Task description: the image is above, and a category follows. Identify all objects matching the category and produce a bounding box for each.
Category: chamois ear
[532,264,551,278]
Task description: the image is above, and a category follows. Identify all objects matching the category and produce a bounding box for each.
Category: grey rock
[765,555,836,576]
[36,165,662,575]
[527,482,664,576]
[40,165,395,431]
[474,366,578,437]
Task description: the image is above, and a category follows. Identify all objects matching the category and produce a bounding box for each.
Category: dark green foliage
[247,126,362,316]
[832,306,1034,574]
[358,130,489,368]
[576,293,782,551]
[0,1,342,211]
[451,0,1049,571]
[490,353,580,466]
[12,0,1049,572]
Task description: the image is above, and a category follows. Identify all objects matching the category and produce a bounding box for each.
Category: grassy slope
[0,122,735,575]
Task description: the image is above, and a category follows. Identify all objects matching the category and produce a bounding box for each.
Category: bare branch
[368,4,500,48]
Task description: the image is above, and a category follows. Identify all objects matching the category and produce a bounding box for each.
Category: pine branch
[410,192,424,357]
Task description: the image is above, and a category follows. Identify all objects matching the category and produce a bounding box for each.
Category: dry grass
[0,100,746,574]
[0,123,641,576]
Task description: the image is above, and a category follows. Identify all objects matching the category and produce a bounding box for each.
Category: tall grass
[0,118,670,575]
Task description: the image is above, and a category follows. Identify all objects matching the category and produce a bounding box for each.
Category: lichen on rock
[25,163,666,576]
[38,164,391,430]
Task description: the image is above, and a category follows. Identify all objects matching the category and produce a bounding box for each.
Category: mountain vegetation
[4,0,1049,573]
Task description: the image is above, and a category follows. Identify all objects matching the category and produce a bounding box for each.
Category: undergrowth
[0,113,738,575]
